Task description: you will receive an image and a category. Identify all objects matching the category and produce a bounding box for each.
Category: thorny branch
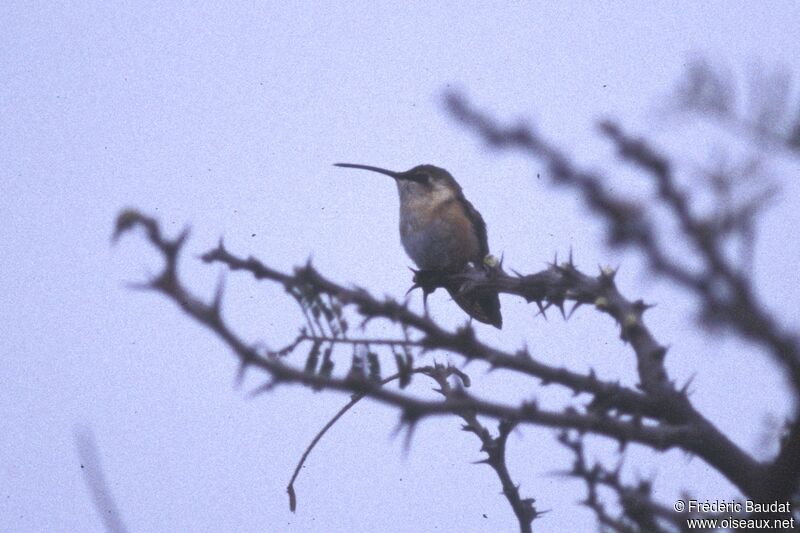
[286,362,541,532]
[443,92,798,390]
[114,211,694,434]
[427,366,540,533]
[117,201,785,530]
[197,217,765,496]
[115,65,800,531]
[443,89,800,524]
[558,431,680,533]
[114,211,674,531]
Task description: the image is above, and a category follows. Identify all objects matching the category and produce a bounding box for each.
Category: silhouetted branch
[75,428,129,533]
[444,88,800,521]
[200,241,669,419]
[118,212,698,444]
[599,121,800,392]
[444,91,799,386]
[673,58,800,153]
[427,366,540,533]
[558,431,680,533]
[117,63,800,530]
[116,209,769,506]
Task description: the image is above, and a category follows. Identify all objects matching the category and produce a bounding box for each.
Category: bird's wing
[459,194,489,260]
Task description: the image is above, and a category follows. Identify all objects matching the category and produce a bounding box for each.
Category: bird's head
[334,163,461,203]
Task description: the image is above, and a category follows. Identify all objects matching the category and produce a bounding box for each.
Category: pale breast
[399,196,481,271]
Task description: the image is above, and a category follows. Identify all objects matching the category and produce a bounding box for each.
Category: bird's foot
[407,268,449,296]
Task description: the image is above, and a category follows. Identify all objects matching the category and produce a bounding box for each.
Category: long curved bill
[334,163,399,179]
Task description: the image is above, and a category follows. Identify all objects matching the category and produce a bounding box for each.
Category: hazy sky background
[3,2,800,532]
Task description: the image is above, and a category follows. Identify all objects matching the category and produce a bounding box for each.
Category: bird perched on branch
[334,163,502,328]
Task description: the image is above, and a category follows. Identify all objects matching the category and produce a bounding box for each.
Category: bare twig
[287,366,439,512]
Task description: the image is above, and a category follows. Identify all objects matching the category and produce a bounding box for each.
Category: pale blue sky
[3,2,800,532]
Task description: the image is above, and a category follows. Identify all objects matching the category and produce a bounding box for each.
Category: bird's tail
[446,282,502,329]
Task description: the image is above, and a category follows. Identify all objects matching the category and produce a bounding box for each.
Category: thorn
[211,271,226,313]
[391,411,420,457]
[599,264,617,283]
[680,374,696,395]
[401,421,417,457]
[544,468,574,478]
[112,208,144,243]
[633,299,656,314]
[555,300,566,320]
[246,380,276,399]
[534,300,549,320]
[405,283,421,297]
[567,301,583,319]
[124,280,156,292]
[199,236,226,262]
[174,227,191,249]
[234,359,250,388]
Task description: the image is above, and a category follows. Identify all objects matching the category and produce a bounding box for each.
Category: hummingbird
[334,163,502,329]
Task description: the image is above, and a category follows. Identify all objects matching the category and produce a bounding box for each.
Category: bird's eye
[415,173,430,183]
